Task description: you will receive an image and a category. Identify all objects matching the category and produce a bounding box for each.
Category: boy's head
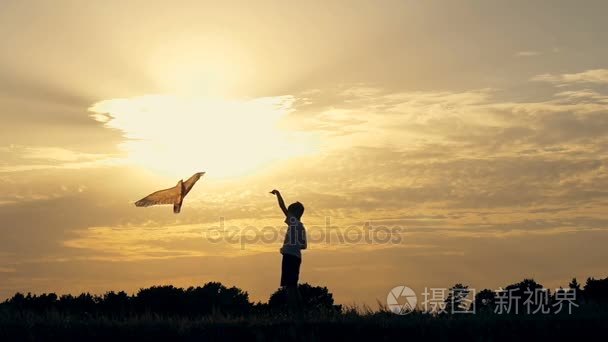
[287,201,305,220]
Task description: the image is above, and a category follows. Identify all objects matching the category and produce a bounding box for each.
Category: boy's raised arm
[270,189,288,216]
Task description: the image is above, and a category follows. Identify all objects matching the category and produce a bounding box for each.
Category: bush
[268,283,341,313]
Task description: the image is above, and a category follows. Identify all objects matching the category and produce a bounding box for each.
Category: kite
[135,172,205,213]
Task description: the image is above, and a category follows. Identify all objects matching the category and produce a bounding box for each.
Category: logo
[387,286,417,315]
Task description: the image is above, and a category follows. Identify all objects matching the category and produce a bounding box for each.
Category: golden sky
[1,0,607,305]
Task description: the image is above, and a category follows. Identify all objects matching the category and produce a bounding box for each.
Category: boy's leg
[283,255,302,314]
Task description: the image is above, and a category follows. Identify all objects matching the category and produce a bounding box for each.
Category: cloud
[294,85,608,156]
[63,224,212,261]
[515,51,540,57]
[0,145,117,174]
[267,84,608,232]
[531,69,608,85]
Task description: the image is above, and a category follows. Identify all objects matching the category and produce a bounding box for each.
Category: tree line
[2,282,338,316]
[2,276,607,316]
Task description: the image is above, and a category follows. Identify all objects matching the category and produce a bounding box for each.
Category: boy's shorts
[280,254,301,287]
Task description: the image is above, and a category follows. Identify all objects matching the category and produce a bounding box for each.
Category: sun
[89,95,315,179]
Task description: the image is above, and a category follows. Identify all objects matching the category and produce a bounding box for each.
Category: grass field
[1,305,607,341]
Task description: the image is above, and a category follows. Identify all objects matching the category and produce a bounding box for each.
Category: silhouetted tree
[184,282,251,315]
[101,291,130,314]
[443,284,471,314]
[134,285,186,314]
[504,278,546,314]
[584,277,608,303]
[269,283,340,313]
[6,292,26,308]
[7,292,59,312]
[3,282,253,317]
[569,278,581,292]
[474,289,496,313]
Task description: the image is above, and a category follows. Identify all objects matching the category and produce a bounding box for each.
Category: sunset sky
[1,0,607,305]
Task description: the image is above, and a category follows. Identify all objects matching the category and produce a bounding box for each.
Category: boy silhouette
[270,189,307,310]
